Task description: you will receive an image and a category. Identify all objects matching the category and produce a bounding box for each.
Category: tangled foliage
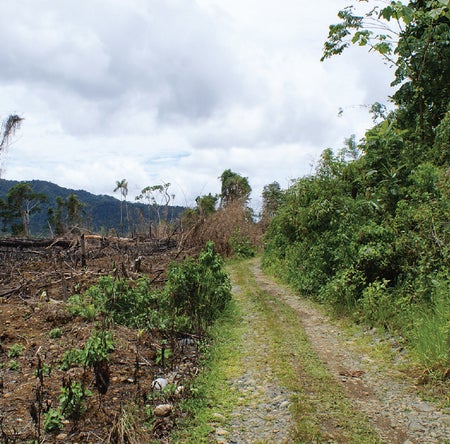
[166,241,232,333]
[263,0,450,374]
[68,241,231,334]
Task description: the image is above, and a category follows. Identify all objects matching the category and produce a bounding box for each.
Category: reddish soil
[0,236,200,443]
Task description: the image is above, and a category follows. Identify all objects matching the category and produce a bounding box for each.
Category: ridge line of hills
[0,178,186,237]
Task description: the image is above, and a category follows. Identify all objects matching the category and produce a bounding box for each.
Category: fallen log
[0,238,73,249]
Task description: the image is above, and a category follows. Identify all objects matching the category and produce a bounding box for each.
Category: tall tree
[322,0,450,156]
[195,193,218,216]
[0,115,24,177]
[47,193,85,236]
[135,183,173,237]
[114,179,128,235]
[260,181,283,227]
[0,183,46,237]
[219,169,252,207]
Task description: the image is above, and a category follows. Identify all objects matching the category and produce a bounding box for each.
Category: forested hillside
[0,179,185,237]
[263,1,449,373]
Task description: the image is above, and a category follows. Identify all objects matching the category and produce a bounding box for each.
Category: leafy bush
[59,330,114,372]
[165,241,232,333]
[66,242,231,335]
[59,348,84,371]
[263,141,449,372]
[84,329,114,367]
[44,408,64,432]
[59,381,92,419]
[229,227,255,258]
[67,276,170,331]
[7,343,23,358]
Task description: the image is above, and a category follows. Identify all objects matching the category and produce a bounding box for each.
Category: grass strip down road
[174,258,381,443]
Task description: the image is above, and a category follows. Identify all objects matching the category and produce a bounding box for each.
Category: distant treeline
[0,179,185,237]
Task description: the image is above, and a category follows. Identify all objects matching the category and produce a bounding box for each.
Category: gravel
[247,261,450,444]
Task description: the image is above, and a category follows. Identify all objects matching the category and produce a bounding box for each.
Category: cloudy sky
[0,0,395,210]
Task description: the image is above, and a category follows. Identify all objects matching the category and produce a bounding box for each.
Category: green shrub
[59,381,92,419]
[66,242,231,335]
[165,241,232,333]
[59,348,85,371]
[67,276,169,331]
[7,343,23,358]
[7,360,19,371]
[44,408,64,432]
[59,330,114,370]
[229,227,255,258]
[49,328,62,339]
[83,329,114,367]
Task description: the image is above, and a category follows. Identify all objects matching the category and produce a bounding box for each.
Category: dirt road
[220,259,450,444]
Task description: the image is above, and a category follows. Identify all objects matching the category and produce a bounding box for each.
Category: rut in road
[218,259,450,444]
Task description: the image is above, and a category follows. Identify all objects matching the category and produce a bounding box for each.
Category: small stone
[152,378,168,390]
[212,412,225,421]
[154,404,172,417]
[408,420,424,432]
[215,428,229,436]
[279,401,289,409]
[175,385,184,396]
[413,401,434,412]
[56,433,68,440]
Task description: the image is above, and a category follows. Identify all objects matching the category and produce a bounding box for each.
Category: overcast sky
[0,0,394,210]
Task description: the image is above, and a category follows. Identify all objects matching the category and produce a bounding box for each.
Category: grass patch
[230,259,382,444]
[171,299,244,443]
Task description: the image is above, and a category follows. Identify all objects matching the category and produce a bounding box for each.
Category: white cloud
[0,0,395,210]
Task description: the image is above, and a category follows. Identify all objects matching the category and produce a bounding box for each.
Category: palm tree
[114,179,128,236]
[0,115,24,178]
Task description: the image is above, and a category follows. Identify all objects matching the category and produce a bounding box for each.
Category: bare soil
[0,237,200,443]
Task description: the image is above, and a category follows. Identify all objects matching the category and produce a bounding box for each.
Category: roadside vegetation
[263,0,450,378]
[175,260,383,443]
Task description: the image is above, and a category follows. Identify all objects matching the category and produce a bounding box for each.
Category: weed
[410,279,450,370]
[107,403,143,444]
[49,328,62,339]
[155,340,172,366]
[59,380,92,419]
[7,360,19,371]
[84,329,114,367]
[43,408,64,433]
[34,363,51,378]
[67,294,99,321]
[7,343,23,358]
[59,348,84,371]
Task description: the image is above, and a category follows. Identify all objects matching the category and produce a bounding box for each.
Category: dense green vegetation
[67,241,232,335]
[263,0,449,373]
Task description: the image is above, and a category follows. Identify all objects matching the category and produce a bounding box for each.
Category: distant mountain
[0,179,186,237]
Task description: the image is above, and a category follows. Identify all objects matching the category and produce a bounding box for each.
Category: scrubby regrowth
[0,239,232,442]
[264,0,450,377]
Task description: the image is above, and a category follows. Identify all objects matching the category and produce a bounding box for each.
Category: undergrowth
[171,299,243,442]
